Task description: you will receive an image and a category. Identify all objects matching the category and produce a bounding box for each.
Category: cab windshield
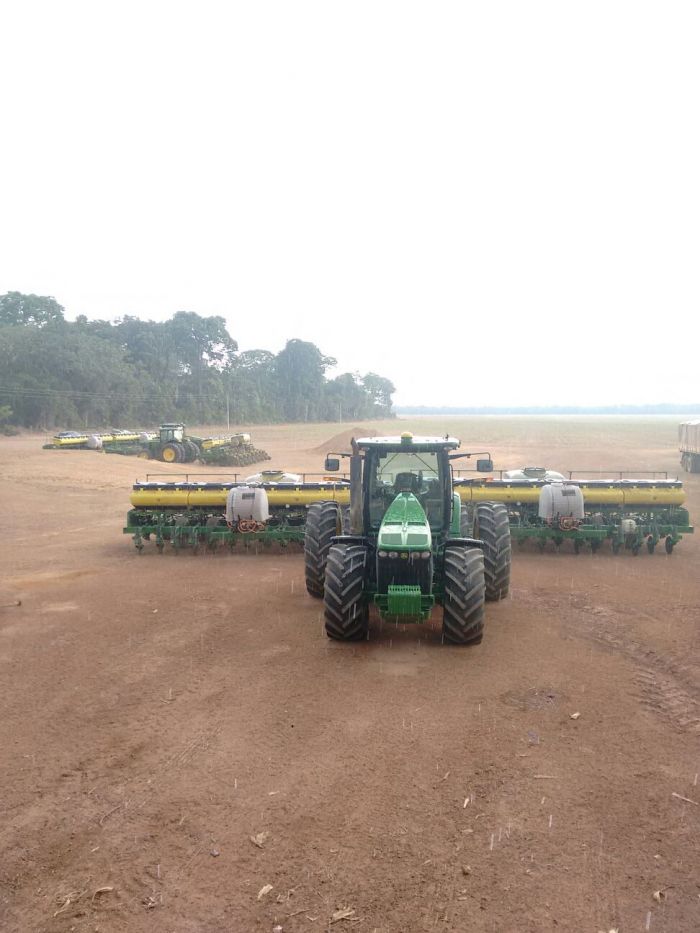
[367,449,445,528]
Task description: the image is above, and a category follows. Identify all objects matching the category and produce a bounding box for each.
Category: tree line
[0,292,395,429]
[399,405,700,415]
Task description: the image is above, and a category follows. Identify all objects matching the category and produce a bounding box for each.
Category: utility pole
[226,394,230,430]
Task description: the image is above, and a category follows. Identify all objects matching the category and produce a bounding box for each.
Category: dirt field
[1,417,699,933]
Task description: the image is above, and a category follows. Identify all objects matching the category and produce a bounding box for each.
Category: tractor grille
[377,554,432,594]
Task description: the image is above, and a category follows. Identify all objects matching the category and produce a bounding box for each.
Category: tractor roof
[355,433,460,451]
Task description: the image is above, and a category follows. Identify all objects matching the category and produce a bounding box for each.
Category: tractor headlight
[378,550,388,558]
[421,551,431,559]
[400,552,408,560]
[388,551,399,559]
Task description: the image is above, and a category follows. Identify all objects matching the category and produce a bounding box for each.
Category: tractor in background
[104,422,271,466]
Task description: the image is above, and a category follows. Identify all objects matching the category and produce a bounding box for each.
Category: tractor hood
[377,493,432,551]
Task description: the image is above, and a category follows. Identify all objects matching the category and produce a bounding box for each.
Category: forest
[0,292,395,429]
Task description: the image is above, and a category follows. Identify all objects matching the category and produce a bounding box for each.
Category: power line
[0,385,226,402]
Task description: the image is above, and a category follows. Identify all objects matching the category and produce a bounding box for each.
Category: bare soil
[1,418,699,933]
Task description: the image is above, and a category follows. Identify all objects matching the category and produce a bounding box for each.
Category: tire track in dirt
[636,669,700,736]
[567,594,700,737]
[520,587,700,737]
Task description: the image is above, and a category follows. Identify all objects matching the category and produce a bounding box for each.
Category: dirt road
[1,419,698,932]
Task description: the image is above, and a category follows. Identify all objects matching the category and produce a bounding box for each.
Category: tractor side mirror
[325,457,340,472]
[476,458,493,473]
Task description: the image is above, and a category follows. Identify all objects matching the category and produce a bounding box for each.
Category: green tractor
[105,423,271,466]
[304,433,511,644]
[102,423,198,462]
[156,423,200,463]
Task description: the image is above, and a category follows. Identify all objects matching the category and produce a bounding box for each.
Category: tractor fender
[444,537,484,549]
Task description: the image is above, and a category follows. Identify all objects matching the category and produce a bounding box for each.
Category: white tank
[87,434,103,450]
[245,470,302,484]
[620,518,637,535]
[504,467,567,482]
[230,433,251,446]
[226,486,270,524]
[538,483,585,521]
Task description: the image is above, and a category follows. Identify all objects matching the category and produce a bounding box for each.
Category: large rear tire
[183,439,200,463]
[160,443,180,463]
[442,546,486,644]
[473,501,511,601]
[324,543,369,640]
[459,500,474,536]
[304,501,341,597]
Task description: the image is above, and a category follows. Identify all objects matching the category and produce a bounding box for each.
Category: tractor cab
[361,434,457,535]
[159,423,185,443]
[325,432,493,539]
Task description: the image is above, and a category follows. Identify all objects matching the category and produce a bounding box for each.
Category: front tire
[473,502,511,601]
[324,543,369,640]
[304,501,341,597]
[442,546,486,644]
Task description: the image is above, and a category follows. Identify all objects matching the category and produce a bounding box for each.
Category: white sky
[1,1,698,407]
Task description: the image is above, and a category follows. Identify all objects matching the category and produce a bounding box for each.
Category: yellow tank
[265,487,350,507]
[457,484,543,504]
[130,479,685,510]
[52,431,143,447]
[130,483,352,509]
[52,434,90,447]
[455,483,627,505]
[131,487,191,508]
[104,433,142,443]
[455,481,684,507]
[619,485,685,505]
[200,437,231,450]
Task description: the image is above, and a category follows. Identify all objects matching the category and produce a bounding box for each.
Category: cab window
[367,450,444,527]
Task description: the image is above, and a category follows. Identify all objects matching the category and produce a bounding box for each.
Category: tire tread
[442,546,485,644]
[304,501,341,597]
[324,544,369,640]
[474,501,511,601]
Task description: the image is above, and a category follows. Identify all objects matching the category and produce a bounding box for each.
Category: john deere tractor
[102,422,199,462]
[304,433,511,644]
[104,422,271,466]
[157,423,200,463]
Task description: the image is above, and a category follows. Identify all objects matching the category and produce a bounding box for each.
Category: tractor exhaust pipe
[350,438,363,535]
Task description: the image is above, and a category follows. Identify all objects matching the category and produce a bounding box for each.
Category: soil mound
[311,427,378,454]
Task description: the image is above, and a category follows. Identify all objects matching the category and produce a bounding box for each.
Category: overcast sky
[1,1,698,407]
